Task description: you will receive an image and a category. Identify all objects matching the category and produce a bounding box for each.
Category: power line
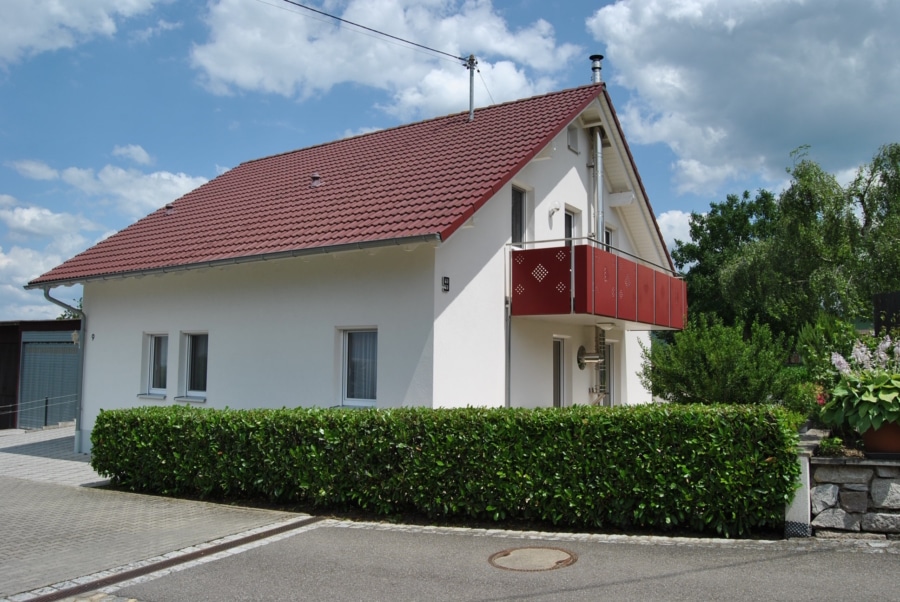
[278,0,468,64]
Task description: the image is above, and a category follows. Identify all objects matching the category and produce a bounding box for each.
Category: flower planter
[862,420,900,458]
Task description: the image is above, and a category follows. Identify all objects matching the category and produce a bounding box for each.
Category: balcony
[510,242,686,329]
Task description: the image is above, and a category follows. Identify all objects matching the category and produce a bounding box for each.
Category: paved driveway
[0,427,303,600]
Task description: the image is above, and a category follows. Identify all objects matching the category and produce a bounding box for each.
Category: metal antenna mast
[466,54,477,121]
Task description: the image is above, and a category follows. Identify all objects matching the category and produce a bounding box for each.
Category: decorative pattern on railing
[510,247,571,315]
[513,244,686,328]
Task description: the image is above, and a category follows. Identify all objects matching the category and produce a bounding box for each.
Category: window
[565,210,575,248]
[149,335,168,395]
[604,227,615,251]
[512,187,526,247]
[567,124,579,153]
[343,330,377,404]
[185,333,208,397]
[553,338,564,408]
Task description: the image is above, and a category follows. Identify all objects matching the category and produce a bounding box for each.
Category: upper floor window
[567,125,580,154]
[604,227,615,251]
[512,187,526,247]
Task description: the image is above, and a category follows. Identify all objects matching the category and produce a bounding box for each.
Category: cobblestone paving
[0,426,105,487]
[0,426,302,600]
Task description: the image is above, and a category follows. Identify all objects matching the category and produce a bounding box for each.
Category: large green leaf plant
[821,335,900,432]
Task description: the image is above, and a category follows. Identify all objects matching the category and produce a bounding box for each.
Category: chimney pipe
[590,54,603,84]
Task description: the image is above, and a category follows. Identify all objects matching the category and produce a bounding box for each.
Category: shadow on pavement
[0,435,89,462]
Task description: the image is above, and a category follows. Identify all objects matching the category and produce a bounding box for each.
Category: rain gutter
[26,234,444,290]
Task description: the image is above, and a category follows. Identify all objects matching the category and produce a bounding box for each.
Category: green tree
[851,143,900,299]
[671,189,777,326]
[718,150,862,336]
[56,297,83,320]
[639,315,792,405]
[673,145,900,340]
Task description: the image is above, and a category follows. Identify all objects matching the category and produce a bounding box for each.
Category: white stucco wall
[621,330,652,405]
[509,319,595,408]
[77,246,436,450]
[432,186,509,408]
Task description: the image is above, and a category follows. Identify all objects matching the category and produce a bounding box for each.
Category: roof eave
[25,233,443,290]
[600,86,675,272]
[440,84,605,242]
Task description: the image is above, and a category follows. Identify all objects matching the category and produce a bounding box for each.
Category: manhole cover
[488,546,577,572]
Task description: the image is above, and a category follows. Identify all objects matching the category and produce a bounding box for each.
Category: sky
[1,0,898,320]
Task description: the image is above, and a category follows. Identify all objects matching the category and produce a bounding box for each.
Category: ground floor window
[185,333,208,397]
[343,329,377,404]
[149,334,168,394]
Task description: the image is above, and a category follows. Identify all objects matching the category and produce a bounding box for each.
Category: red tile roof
[29,84,604,287]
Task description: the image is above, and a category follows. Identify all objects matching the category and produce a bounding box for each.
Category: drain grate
[488,546,577,572]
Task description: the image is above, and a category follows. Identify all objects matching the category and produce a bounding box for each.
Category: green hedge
[90,404,800,537]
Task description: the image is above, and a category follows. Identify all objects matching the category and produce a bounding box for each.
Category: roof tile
[30,84,603,286]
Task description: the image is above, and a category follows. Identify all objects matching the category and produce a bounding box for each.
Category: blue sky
[2,0,899,319]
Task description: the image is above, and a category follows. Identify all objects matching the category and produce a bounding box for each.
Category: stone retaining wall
[810,458,900,538]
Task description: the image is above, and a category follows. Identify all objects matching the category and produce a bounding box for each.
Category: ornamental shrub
[91,404,800,538]
[821,335,900,432]
[639,314,792,405]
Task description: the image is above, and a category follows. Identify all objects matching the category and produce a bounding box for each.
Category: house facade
[28,80,685,452]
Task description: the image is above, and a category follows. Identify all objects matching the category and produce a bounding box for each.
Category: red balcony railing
[510,243,686,329]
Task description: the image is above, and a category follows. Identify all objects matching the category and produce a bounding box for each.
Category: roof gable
[29,84,608,288]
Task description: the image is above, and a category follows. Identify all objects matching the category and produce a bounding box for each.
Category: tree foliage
[639,315,792,405]
[673,143,900,340]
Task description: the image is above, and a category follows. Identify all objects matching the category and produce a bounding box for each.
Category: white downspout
[42,288,85,454]
[593,128,603,243]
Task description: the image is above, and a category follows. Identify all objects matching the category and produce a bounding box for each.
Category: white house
[29,70,686,452]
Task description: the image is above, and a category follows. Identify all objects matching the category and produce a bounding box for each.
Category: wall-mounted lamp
[596,323,615,331]
[549,201,561,216]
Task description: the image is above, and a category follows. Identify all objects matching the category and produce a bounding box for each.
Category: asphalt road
[114,521,900,602]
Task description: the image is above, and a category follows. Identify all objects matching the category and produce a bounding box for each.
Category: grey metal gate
[18,331,78,429]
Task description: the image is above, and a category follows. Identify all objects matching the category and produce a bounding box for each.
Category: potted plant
[820,335,900,456]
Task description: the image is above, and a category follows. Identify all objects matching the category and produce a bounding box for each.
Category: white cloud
[61,165,207,219]
[587,0,900,195]
[0,244,67,316]
[132,18,182,43]
[112,144,153,165]
[191,0,579,118]
[9,159,59,181]
[0,0,162,67]
[0,205,101,238]
[656,209,694,252]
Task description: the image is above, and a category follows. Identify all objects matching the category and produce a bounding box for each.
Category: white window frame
[148,334,168,396]
[567,124,580,154]
[176,332,208,402]
[604,226,615,252]
[342,329,377,407]
[138,333,169,400]
[512,187,526,248]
